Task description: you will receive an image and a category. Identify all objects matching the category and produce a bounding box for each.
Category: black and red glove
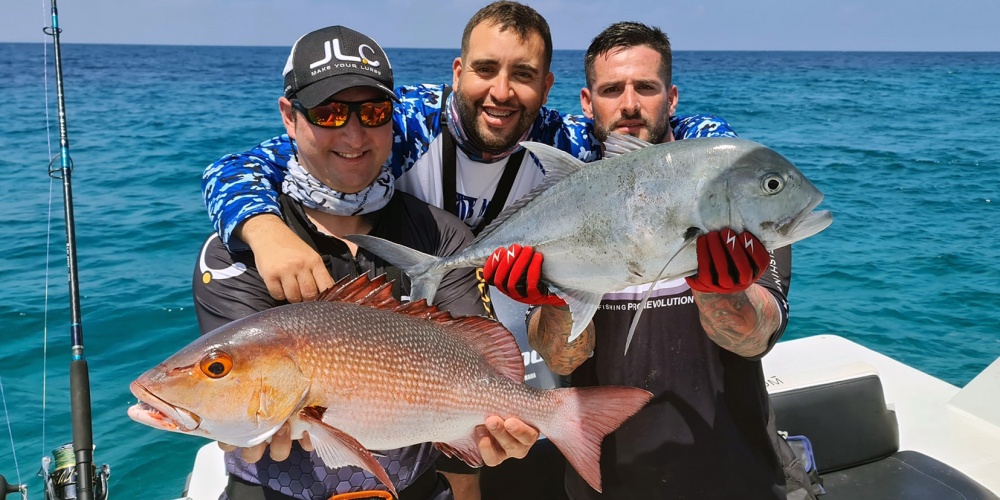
[685,228,771,294]
[482,244,566,307]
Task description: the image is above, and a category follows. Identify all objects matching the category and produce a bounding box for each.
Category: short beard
[593,109,671,144]
[454,89,536,153]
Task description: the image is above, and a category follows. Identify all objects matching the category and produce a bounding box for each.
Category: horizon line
[2,41,999,54]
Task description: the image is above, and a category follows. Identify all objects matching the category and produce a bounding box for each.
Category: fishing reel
[38,444,109,500]
[0,473,27,500]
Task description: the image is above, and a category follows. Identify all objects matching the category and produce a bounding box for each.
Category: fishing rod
[0,1,110,499]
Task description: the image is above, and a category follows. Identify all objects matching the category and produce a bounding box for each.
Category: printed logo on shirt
[455,192,489,227]
[598,294,695,311]
[521,350,546,368]
[598,278,694,311]
[766,252,788,311]
[198,234,247,284]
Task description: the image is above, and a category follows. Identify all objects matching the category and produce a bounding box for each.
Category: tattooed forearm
[693,285,781,357]
[527,305,595,375]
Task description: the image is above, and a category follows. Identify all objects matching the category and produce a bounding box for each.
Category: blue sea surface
[1,43,998,498]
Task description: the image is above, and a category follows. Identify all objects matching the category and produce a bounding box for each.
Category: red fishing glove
[483,244,566,307]
[685,228,772,294]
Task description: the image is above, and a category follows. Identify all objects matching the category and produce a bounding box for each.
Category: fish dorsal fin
[474,141,586,243]
[603,132,653,158]
[319,275,525,382]
[438,312,525,382]
[318,273,396,307]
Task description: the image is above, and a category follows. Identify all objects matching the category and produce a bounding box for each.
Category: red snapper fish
[128,274,652,496]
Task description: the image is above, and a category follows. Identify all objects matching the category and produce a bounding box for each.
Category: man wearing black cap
[193,24,536,500]
[281,26,398,109]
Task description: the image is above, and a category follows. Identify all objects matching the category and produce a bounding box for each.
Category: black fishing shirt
[566,247,792,500]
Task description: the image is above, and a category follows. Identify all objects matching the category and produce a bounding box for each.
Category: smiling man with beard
[450,14,552,156]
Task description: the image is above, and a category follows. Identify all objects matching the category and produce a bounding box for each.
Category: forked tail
[540,386,653,492]
[342,234,447,303]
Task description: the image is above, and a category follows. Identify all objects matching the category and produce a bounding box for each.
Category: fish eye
[761,173,785,195]
[199,351,233,379]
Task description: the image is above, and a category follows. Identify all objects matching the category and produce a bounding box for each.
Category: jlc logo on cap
[310,39,382,70]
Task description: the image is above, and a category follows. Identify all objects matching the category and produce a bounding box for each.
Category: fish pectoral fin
[624,238,697,355]
[434,438,484,468]
[559,288,604,343]
[299,408,398,498]
[623,284,656,356]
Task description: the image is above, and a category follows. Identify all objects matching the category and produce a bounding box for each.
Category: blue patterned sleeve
[391,84,446,177]
[201,135,294,248]
[671,114,739,139]
[530,107,602,163]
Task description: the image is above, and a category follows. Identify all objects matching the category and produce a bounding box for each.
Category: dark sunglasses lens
[308,102,349,127]
[359,100,393,127]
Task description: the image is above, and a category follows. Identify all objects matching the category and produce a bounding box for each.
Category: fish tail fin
[540,386,653,492]
[342,234,447,303]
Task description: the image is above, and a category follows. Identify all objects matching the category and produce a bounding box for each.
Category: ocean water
[1,43,998,498]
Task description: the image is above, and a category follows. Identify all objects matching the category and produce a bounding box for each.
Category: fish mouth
[779,195,833,243]
[128,380,201,432]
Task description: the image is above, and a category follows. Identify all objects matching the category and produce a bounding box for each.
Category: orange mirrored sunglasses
[291,98,393,128]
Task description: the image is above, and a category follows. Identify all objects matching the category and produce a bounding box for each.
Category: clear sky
[5,0,999,51]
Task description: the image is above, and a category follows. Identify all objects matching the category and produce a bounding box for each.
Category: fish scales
[286,302,552,446]
[129,274,651,496]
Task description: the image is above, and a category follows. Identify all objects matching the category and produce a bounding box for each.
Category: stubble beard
[593,109,672,144]
[454,90,537,153]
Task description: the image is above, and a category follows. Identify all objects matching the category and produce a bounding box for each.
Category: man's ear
[452,57,463,90]
[541,71,555,105]
[580,87,594,119]
[279,97,297,139]
[667,84,679,117]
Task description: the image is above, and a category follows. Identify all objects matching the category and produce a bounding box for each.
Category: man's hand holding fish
[225,415,540,467]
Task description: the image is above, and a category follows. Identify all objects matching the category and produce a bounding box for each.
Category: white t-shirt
[396,135,547,229]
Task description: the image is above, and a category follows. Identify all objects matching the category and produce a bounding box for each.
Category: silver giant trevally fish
[345,134,833,345]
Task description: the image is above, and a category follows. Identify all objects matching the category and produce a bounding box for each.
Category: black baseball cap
[282,25,398,108]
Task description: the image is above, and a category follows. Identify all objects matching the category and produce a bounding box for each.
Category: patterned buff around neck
[281,156,394,216]
[446,92,532,164]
